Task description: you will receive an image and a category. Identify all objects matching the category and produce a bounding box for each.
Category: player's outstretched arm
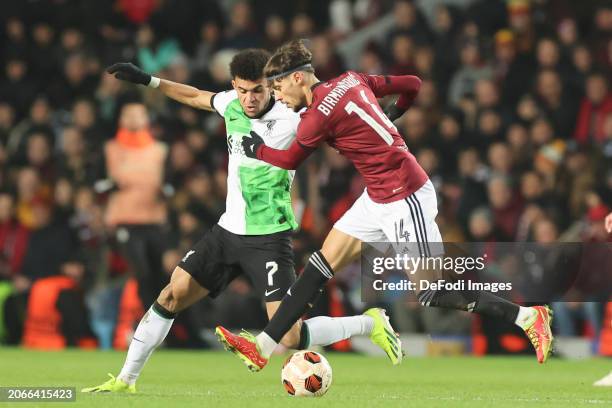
[242,131,313,170]
[106,62,214,111]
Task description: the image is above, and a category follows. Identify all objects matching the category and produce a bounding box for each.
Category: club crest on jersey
[264,120,276,138]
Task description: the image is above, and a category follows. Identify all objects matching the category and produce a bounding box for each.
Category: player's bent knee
[156,284,176,311]
[156,275,190,314]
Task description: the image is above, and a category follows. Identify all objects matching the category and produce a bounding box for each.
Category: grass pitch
[0,347,610,407]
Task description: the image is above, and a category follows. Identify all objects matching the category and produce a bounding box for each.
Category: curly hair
[264,39,314,80]
[229,49,271,81]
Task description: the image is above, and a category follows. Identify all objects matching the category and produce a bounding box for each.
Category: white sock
[303,315,374,347]
[256,331,279,359]
[514,306,537,330]
[118,306,174,385]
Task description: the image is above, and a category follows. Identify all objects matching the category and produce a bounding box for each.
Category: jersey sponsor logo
[182,250,195,262]
[227,134,246,156]
[264,288,280,297]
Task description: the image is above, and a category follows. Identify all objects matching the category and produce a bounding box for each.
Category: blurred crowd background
[0,0,611,356]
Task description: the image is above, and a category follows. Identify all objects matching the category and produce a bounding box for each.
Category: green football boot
[364,308,403,365]
[81,373,136,393]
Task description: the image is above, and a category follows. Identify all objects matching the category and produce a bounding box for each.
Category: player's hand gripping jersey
[251,72,429,203]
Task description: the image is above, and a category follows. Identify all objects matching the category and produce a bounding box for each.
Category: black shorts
[178,224,295,302]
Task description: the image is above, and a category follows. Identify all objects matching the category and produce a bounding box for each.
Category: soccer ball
[281,350,332,397]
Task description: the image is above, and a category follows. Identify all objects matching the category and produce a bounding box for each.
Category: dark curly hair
[229,49,271,81]
[264,39,314,80]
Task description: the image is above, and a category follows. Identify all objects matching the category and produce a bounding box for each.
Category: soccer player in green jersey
[82,49,400,393]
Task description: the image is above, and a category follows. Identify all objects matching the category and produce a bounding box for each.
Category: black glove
[383,103,407,122]
[106,62,151,86]
[241,131,264,158]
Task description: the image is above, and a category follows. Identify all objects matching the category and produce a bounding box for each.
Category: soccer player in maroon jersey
[216,40,554,371]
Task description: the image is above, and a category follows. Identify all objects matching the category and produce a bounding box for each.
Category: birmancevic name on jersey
[211,90,300,235]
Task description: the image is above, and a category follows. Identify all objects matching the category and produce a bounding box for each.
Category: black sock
[297,321,310,350]
[265,251,332,343]
[152,300,178,319]
[471,290,519,323]
[421,288,519,323]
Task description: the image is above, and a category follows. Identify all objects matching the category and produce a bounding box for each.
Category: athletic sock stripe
[314,251,334,273]
[409,195,431,257]
[405,198,424,256]
[311,252,332,278]
[311,258,332,279]
[310,253,333,279]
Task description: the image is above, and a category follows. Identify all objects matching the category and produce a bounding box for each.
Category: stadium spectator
[388,34,415,76]
[20,198,80,283]
[2,17,28,62]
[505,123,532,173]
[533,69,578,138]
[571,44,594,90]
[487,142,514,177]
[29,23,57,80]
[492,29,535,107]
[262,15,288,52]
[432,109,463,179]
[102,101,169,309]
[487,175,524,240]
[590,6,612,70]
[310,35,345,81]
[432,4,460,97]
[222,1,261,50]
[5,96,54,164]
[385,0,432,48]
[0,191,29,279]
[136,25,181,75]
[448,40,493,107]
[400,106,430,151]
[290,13,315,39]
[192,21,222,72]
[574,71,612,144]
[507,0,536,54]
[46,53,98,110]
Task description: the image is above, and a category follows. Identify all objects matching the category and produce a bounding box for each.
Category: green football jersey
[211,90,300,235]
